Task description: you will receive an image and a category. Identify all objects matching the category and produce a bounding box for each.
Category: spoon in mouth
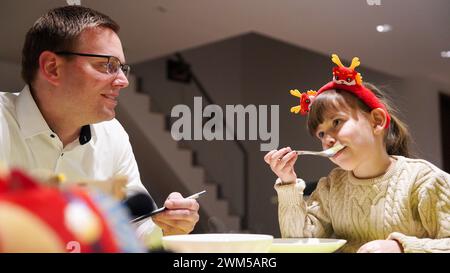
[296,143,345,158]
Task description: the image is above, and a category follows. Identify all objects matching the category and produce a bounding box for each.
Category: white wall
[397,77,450,167]
[0,60,24,92]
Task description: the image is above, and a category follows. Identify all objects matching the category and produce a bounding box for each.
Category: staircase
[116,75,241,232]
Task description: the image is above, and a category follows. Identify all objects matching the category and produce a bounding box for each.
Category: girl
[264,55,450,253]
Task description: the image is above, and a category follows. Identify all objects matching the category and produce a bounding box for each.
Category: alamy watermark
[170,97,279,151]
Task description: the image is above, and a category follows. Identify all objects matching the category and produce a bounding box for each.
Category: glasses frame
[55,51,131,78]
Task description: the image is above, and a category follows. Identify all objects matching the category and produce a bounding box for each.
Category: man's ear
[38,51,62,86]
[370,108,388,135]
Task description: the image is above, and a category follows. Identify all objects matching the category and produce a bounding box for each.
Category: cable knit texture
[274,156,450,253]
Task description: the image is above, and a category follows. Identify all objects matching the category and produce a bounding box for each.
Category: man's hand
[357,240,403,253]
[151,192,200,236]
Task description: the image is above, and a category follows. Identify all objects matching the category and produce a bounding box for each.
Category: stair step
[118,75,241,232]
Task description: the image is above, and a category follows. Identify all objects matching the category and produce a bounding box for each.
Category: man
[0,5,199,238]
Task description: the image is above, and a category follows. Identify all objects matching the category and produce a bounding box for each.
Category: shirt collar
[16,85,52,138]
[79,124,92,145]
[16,85,92,145]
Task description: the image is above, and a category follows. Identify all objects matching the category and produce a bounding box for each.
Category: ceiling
[1,0,449,85]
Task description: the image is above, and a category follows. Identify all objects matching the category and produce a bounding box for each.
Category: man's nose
[113,70,129,88]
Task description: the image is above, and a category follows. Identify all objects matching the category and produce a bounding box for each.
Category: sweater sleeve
[388,172,450,253]
[274,176,333,238]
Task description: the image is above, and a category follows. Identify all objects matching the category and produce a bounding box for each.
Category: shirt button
[61,153,64,157]
[50,134,55,138]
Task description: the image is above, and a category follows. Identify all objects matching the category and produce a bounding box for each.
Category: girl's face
[315,108,378,171]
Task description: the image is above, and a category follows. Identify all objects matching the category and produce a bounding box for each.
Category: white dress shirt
[0,85,148,195]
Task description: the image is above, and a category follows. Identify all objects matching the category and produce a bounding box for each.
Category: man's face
[57,27,129,125]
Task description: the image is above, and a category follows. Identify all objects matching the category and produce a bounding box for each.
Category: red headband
[290,54,391,128]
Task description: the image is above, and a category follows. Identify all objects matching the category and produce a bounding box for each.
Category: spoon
[296,143,345,158]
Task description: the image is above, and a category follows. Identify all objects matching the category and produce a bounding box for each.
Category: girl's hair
[307,82,411,157]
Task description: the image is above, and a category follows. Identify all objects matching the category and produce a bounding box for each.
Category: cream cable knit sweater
[274,156,450,253]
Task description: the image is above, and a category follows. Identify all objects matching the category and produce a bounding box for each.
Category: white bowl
[162,233,274,253]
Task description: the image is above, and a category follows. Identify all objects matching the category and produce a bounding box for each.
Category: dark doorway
[439,93,450,173]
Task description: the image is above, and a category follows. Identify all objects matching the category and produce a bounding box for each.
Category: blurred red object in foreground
[0,169,144,253]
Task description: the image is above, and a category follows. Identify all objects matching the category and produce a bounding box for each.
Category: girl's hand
[264,147,298,183]
[357,240,403,253]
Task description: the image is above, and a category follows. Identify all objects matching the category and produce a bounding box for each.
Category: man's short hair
[21,5,120,86]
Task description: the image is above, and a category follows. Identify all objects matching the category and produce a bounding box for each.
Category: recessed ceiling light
[376,24,392,33]
[66,0,81,5]
[441,51,450,58]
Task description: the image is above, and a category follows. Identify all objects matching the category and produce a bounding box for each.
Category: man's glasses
[55,51,131,78]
